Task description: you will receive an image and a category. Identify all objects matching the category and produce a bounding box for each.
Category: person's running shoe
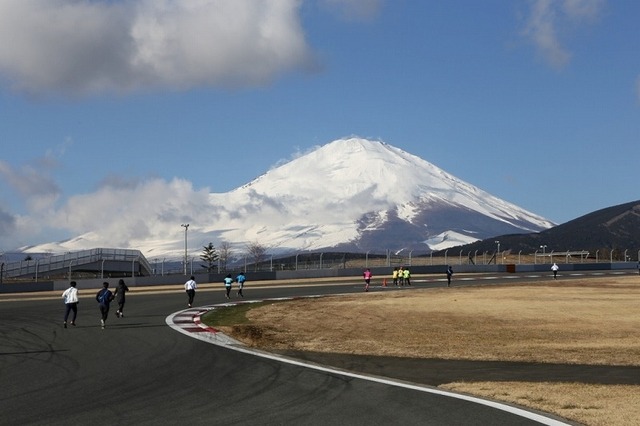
[101,319,105,329]
[71,321,76,326]
[64,321,67,328]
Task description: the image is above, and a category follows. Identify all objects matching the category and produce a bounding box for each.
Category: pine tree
[200,243,218,273]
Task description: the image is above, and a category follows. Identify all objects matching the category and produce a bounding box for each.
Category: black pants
[186,289,195,305]
[99,304,110,321]
[64,303,77,322]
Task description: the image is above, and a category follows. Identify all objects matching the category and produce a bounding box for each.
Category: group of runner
[184,272,248,306]
[61,278,129,329]
[364,262,563,291]
[61,271,249,329]
[63,262,567,328]
[363,266,412,291]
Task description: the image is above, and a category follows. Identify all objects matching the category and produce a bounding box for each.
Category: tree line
[199,241,267,272]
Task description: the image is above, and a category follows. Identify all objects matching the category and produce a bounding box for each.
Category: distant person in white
[184,276,197,307]
[551,263,559,279]
[62,281,79,328]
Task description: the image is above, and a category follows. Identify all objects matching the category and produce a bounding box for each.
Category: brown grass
[218,276,640,426]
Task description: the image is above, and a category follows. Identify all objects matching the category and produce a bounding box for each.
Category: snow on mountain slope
[23,137,555,258]
[198,137,553,253]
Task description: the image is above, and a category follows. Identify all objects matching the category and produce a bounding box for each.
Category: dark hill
[439,200,640,259]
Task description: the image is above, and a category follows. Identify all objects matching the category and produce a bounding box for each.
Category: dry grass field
[216,275,640,426]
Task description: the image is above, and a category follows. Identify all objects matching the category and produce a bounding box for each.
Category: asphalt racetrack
[1,272,619,425]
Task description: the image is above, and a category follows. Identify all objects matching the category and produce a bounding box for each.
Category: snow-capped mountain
[23,138,555,258]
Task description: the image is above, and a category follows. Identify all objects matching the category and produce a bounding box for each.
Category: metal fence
[1,248,152,281]
[240,248,640,272]
[2,248,639,281]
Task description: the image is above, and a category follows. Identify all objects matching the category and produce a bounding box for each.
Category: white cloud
[48,177,213,247]
[0,162,215,251]
[521,0,605,69]
[0,138,73,228]
[0,0,316,96]
[0,159,61,211]
[0,207,16,240]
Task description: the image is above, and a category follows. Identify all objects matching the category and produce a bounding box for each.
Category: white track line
[166,296,571,426]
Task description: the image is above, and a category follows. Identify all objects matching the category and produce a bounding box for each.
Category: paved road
[3,272,624,425]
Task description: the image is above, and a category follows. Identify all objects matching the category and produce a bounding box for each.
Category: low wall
[0,281,54,293]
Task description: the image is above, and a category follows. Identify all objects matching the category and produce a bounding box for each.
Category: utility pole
[181,223,189,275]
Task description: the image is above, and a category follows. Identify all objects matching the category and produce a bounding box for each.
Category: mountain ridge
[23,137,555,258]
[442,199,640,256]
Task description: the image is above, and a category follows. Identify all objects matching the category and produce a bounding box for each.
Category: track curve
[3,272,616,425]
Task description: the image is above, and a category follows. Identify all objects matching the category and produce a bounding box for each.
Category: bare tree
[246,241,267,271]
[218,240,233,272]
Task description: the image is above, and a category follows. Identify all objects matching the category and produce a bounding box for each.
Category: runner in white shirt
[62,281,79,328]
[184,276,197,307]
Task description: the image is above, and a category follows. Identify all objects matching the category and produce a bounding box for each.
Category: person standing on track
[114,279,129,318]
[184,276,197,308]
[446,265,453,287]
[363,268,372,292]
[224,274,233,299]
[62,281,79,328]
[392,267,399,286]
[96,282,114,329]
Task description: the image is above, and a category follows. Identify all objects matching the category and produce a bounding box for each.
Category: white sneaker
[100,319,105,329]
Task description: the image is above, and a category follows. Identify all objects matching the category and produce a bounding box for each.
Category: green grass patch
[200,301,274,327]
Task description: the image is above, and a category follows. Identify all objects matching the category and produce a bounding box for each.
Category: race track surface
[1,273,617,425]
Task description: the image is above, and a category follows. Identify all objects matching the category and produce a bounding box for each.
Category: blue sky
[0,0,639,252]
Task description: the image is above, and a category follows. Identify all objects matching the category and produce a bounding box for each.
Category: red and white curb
[166,306,242,346]
[165,297,313,346]
[165,296,571,426]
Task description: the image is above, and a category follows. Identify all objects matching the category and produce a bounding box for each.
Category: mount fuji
[24,138,555,258]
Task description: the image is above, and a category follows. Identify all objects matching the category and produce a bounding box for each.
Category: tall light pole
[495,240,500,264]
[181,223,189,275]
[540,245,547,260]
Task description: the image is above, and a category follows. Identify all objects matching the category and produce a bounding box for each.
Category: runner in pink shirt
[363,268,372,292]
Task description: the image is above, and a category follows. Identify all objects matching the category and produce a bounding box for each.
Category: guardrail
[1,248,152,280]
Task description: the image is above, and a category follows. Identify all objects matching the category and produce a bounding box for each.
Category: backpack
[98,289,111,305]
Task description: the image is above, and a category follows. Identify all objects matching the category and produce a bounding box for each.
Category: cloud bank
[0,0,316,95]
[0,174,214,253]
[521,0,605,69]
